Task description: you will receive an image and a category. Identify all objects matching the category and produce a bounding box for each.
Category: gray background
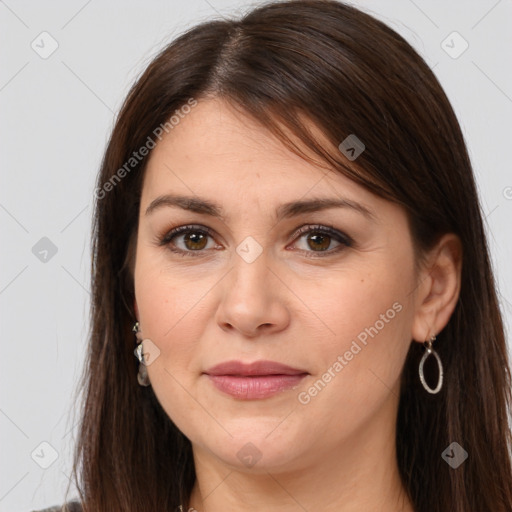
[1,1,511,510]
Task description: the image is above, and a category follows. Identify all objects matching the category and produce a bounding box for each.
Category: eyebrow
[145,194,376,221]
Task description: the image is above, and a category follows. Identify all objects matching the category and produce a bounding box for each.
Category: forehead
[141,98,377,210]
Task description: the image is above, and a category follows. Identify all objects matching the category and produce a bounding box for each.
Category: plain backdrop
[1,1,511,510]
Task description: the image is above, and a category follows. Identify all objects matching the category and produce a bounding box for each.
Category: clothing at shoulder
[31,500,82,512]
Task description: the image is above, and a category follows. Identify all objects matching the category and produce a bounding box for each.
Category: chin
[194,422,308,473]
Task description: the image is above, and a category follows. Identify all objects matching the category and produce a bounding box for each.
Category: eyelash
[156,224,353,259]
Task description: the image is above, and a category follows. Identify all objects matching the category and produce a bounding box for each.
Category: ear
[411,233,462,342]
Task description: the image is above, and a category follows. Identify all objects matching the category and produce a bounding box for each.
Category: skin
[132,97,462,512]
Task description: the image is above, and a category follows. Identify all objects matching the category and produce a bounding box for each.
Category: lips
[203,360,309,400]
[204,360,308,377]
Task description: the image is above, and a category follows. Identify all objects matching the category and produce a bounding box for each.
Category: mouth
[203,360,309,400]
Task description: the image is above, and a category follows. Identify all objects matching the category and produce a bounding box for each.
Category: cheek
[134,252,237,399]
[315,264,409,348]
[133,256,202,369]
[134,261,209,427]
[303,258,414,404]
[134,245,208,333]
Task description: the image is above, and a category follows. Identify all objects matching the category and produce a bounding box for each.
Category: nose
[214,249,291,338]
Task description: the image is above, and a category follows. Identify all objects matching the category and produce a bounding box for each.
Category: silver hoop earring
[418,335,443,394]
[133,321,151,387]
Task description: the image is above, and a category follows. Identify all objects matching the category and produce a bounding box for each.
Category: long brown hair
[63,1,512,510]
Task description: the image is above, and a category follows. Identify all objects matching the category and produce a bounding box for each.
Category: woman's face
[133,97,421,472]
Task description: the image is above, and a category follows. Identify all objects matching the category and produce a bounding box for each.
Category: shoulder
[31,500,82,512]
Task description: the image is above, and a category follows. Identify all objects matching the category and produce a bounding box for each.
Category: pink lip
[205,359,307,376]
[203,360,308,400]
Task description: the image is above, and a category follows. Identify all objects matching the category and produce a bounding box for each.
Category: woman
[35,0,512,511]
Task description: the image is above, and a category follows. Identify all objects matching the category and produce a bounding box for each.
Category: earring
[133,321,151,387]
[418,334,443,394]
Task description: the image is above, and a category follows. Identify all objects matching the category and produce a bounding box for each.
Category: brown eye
[290,225,353,257]
[306,232,332,251]
[159,225,217,257]
[182,231,208,250]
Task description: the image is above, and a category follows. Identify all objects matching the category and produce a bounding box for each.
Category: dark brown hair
[62,1,512,511]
